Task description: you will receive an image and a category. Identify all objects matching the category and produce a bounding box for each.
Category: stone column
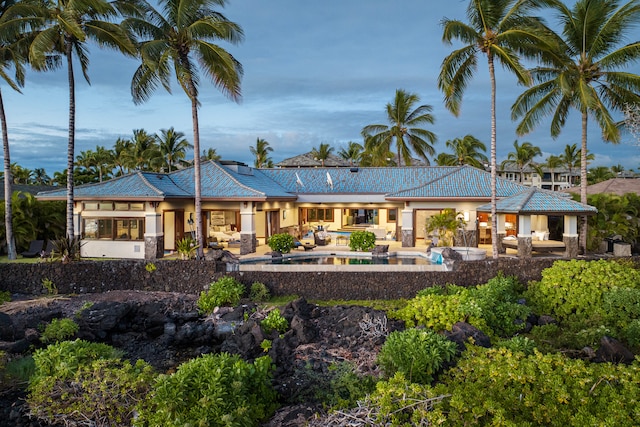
[517,235,533,258]
[563,234,579,258]
[401,207,414,247]
[145,235,164,260]
[240,202,257,255]
[497,232,506,254]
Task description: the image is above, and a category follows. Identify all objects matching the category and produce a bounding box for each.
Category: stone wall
[1,257,632,301]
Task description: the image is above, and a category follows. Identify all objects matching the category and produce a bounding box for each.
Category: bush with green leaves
[134,353,277,427]
[396,276,529,339]
[197,276,245,314]
[28,340,155,427]
[323,362,378,409]
[495,335,537,355]
[250,281,271,301]
[0,290,10,305]
[267,233,295,254]
[261,308,289,334]
[377,328,457,384]
[424,346,640,426]
[348,230,376,251]
[41,318,79,343]
[525,259,640,324]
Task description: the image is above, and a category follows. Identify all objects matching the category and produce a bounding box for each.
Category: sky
[2,0,640,176]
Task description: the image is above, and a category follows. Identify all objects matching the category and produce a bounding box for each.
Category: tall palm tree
[311,143,334,167]
[201,147,221,161]
[156,127,192,172]
[534,154,563,189]
[338,141,363,166]
[512,0,640,253]
[112,137,132,176]
[249,137,273,168]
[360,135,396,167]
[0,0,26,259]
[125,0,243,258]
[122,129,162,171]
[32,167,51,185]
[500,140,542,182]
[439,0,553,258]
[93,145,113,182]
[560,143,580,186]
[441,134,488,168]
[9,0,136,240]
[587,166,615,185]
[361,89,437,167]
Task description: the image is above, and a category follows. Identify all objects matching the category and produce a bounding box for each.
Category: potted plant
[267,233,294,254]
[176,237,198,260]
[425,209,465,247]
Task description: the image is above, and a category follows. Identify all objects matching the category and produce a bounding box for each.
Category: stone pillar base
[401,230,414,248]
[145,235,164,260]
[455,230,477,247]
[241,233,257,255]
[614,242,631,257]
[497,232,506,254]
[517,236,532,258]
[563,235,579,258]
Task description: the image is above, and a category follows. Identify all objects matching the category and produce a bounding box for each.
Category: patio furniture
[293,238,316,251]
[41,240,56,258]
[21,240,44,258]
[313,231,331,246]
[208,237,224,249]
[335,235,349,246]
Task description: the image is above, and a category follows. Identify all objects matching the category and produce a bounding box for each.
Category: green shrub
[28,340,155,427]
[323,362,378,409]
[197,276,245,314]
[134,353,277,427]
[261,308,289,334]
[1,355,35,389]
[41,277,57,295]
[176,236,198,259]
[395,285,471,331]
[377,328,457,384]
[495,335,537,355]
[145,262,156,273]
[267,233,295,254]
[41,318,79,343]
[348,230,376,251]
[0,290,10,305]
[425,346,640,426]
[250,281,271,301]
[525,259,640,324]
[50,236,83,263]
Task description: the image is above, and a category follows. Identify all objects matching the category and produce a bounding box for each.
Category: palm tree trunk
[66,41,75,240]
[580,110,588,253]
[1,88,16,260]
[489,56,498,259]
[188,80,203,259]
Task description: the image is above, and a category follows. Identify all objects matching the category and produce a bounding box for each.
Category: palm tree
[249,137,273,168]
[32,168,51,185]
[10,0,136,240]
[500,140,542,183]
[125,0,243,258]
[360,135,396,167]
[535,154,563,189]
[112,137,132,176]
[338,141,363,166]
[93,145,113,182]
[0,0,26,259]
[157,127,192,172]
[441,134,488,168]
[201,147,221,161]
[361,89,437,166]
[588,166,615,185]
[560,143,580,186]
[439,0,553,258]
[122,129,162,171]
[511,0,640,253]
[311,143,334,167]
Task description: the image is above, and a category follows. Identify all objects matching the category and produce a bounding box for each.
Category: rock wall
[1,257,631,300]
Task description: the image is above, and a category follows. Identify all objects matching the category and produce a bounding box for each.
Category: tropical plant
[197,276,245,314]
[175,236,198,259]
[250,137,273,168]
[156,127,192,172]
[50,236,83,263]
[40,318,79,343]
[125,0,244,259]
[112,137,132,175]
[500,140,541,182]
[584,192,640,251]
[511,0,640,253]
[267,232,294,254]
[424,208,462,247]
[348,230,376,251]
[134,353,277,427]
[7,0,136,241]
[0,0,27,260]
[438,134,488,168]
[359,134,396,167]
[439,0,553,258]
[249,281,270,301]
[311,142,334,167]
[587,166,615,185]
[122,129,163,171]
[361,89,437,166]
[260,308,288,334]
[338,141,363,166]
[201,147,221,161]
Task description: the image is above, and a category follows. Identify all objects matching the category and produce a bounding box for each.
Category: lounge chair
[313,232,331,246]
[41,240,56,258]
[293,238,316,251]
[21,240,44,258]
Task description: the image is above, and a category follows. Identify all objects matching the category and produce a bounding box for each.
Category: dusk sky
[2,0,639,176]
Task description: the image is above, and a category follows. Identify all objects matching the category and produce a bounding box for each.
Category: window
[305,208,333,222]
[84,202,145,211]
[387,208,397,222]
[83,218,144,240]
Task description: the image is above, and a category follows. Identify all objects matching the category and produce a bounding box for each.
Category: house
[35,160,596,260]
[497,165,579,191]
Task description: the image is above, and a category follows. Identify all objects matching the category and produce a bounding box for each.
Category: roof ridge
[514,187,538,211]
[210,161,268,197]
[384,166,460,196]
[137,171,165,196]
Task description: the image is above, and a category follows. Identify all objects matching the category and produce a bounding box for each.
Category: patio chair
[21,240,44,258]
[313,232,331,246]
[41,240,56,258]
[293,237,316,251]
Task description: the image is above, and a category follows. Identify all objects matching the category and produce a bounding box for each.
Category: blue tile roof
[476,188,597,214]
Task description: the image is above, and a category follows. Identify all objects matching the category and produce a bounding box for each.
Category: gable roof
[275,152,350,167]
[476,188,597,215]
